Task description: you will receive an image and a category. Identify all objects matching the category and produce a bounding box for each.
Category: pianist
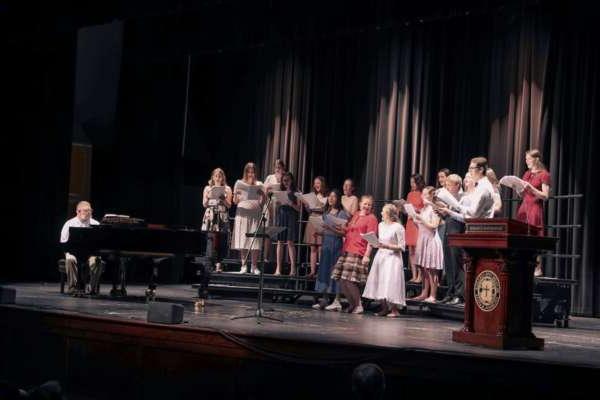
[59,201,104,295]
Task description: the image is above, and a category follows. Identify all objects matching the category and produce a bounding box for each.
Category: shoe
[448,297,462,305]
[325,300,342,311]
[352,305,364,314]
[423,297,437,303]
[239,265,248,274]
[251,266,260,275]
[534,265,543,277]
[215,263,223,273]
[439,295,453,304]
[312,303,323,310]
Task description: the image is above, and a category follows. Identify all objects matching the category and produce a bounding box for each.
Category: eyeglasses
[468,166,478,170]
[77,209,92,213]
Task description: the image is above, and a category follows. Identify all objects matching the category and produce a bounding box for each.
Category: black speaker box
[147,302,184,324]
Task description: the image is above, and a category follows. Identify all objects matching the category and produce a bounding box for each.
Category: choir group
[201,150,551,315]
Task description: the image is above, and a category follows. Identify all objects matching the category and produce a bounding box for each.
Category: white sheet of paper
[209,186,226,200]
[308,215,325,233]
[264,182,281,191]
[360,232,381,248]
[325,214,348,227]
[236,181,262,201]
[272,190,293,205]
[403,203,417,219]
[499,175,527,192]
[435,188,461,210]
[301,192,324,210]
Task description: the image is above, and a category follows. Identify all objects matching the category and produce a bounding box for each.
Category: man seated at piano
[59,201,104,295]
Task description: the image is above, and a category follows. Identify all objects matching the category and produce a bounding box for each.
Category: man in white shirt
[60,201,102,295]
[449,157,495,220]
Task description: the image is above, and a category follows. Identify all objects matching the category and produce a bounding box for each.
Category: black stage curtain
[94,2,598,315]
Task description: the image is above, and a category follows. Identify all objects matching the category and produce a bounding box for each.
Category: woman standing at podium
[232,162,265,274]
[516,149,551,276]
[274,172,301,276]
[201,168,233,273]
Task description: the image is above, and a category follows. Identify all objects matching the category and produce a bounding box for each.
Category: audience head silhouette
[352,363,386,400]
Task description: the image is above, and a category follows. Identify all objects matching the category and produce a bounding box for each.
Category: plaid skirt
[330,252,368,284]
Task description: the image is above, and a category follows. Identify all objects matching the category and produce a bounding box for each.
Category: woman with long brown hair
[201,168,233,272]
[516,149,551,276]
[231,162,265,274]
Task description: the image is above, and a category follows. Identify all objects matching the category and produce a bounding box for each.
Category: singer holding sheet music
[516,149,551,276]
[331,195,378,314]
[201,168,232,273]
[232,162,265,274]
[273,172,301,276]
[312,189,349,311]
[516,149,551,234]
[263,159,286,262]
[362,204,406,317]
[405,174,425,283]
[302,176,328,278]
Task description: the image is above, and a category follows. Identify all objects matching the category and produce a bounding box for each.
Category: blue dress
[274,192,299,242]
[315,209,349,293]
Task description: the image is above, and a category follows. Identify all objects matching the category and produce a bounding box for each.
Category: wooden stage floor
[1,283,599,399]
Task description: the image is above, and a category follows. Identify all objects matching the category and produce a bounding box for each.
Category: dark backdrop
[6,0,599,316]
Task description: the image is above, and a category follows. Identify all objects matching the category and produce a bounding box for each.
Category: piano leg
[110,256,128,297]
[145,260,160,302]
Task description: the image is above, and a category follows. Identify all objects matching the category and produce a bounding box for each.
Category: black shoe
[439,295,453,304]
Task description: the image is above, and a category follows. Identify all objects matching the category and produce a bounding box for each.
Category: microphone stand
[232,191,283,323]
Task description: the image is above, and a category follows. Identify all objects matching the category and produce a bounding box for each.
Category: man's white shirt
[60,217,100,243]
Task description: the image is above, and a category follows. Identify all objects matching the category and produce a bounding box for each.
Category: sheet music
[264,182,281,191]
[300,192,325,210]
[208,186,226,200]
[360,232,381,248]
[236,180,263,201]
[325,214,348,227]
[435,188,461,210]
[403,203,417,219]
[272,190,294,206]
[499,175,527,192]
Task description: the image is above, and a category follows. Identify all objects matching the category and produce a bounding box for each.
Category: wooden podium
[448,218,556,350]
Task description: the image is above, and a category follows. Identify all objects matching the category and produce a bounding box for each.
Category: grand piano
[63,219,208,301]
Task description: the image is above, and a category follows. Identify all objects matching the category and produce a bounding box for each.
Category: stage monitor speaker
[147,302,184,324]
[0,287,16,304]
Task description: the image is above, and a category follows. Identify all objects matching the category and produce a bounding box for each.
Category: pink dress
[415,205,444,270]
[517,170,551,236]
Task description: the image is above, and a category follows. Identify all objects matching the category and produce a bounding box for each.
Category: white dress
[231,180,264,250]
[362,222,406,306]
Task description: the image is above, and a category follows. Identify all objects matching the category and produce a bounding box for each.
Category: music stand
[231,193,287,323]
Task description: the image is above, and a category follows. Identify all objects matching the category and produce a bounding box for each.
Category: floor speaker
[147,302,184,324]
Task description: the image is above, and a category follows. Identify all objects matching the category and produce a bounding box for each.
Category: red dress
[405,190,423,247]
[516,170,551,235]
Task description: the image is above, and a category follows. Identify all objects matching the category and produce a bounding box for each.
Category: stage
[1,283,598,399]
